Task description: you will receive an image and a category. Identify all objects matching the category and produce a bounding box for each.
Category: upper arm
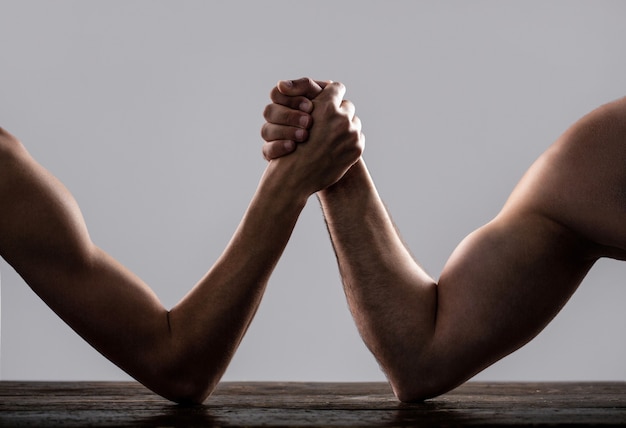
[430,210,595,387]
[0,131,171,387]
[392,97,626,401]
[420,120,618,393]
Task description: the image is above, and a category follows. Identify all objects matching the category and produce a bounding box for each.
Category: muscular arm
[263,80,616,402]
[0,82,362,404]
[317,159,595,401]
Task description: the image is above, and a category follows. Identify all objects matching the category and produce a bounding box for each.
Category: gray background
[1,1,625,383]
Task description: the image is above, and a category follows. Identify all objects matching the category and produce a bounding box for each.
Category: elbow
[138,316,231,405]
[140,317,226,404]
[392,383,426,403]
[140,350,222,404]
[169,380,215,405]
[386,365,463,403]
[170,388,214,406]
[390,378,440,403]
[155,372,219,405]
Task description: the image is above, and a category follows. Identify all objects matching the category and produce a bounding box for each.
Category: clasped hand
[261,78,364,195]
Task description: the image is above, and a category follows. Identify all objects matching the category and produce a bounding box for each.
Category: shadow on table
[134,404,221,427]
[134,401,476,427]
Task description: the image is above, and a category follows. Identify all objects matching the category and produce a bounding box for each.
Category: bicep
[429,211,596,383]
[0,142,169,356]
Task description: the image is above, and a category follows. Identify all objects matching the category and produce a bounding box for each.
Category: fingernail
[299,100,312,112]
[295,129,306,141]
[282,80,293,88]
[299,115,310,127]
[284,140,295,150]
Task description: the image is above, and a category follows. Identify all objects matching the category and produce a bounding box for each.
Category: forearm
[168,161,307,398]
[317,160,438,398]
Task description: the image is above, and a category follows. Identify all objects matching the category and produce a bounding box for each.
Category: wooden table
[1,381,625,426]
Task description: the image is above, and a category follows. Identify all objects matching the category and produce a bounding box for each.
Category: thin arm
[0,130,306,403]
[0,82,362,404]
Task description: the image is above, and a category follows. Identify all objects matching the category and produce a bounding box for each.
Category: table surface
[1,381,625,427]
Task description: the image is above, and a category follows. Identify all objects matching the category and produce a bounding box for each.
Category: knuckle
[330,81,346,93]
[296,77,314,87]
[304,77,317,91]
[355,136,365,157]
[335,114,352,133]
[343,100,356,116]
[343,128,364,157]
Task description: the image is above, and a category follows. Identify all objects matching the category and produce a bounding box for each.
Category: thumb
[312,81,346,108]
[277,77,324,99]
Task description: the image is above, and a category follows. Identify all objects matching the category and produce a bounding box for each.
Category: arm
[263,79,604,402]
[0,82,362,404]
[317,160,595,401]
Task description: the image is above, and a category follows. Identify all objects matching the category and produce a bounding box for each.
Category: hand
[266,81,364,196]
[261,78,327,160]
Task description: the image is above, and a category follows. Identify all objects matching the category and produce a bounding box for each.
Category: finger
[262,140,297,161]
[358,131,366,155]
[352,116,366,156]
[263,103,312,129]
[314,81,347,108]
[353,116,364,139]
[270,86,315,113]
[261,122,308,143]
[314,80,330,90]
[340,99,356,120]
[348,113,364,150]
[277,77,324,99]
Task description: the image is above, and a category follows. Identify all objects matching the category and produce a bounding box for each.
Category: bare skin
[262,78,626,402]
[0,82,363,404]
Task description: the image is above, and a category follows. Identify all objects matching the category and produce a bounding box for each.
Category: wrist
[259,161,310,211]
[318,158,369,200]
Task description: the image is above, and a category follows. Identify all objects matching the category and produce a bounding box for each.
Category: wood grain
[1,381,625,426]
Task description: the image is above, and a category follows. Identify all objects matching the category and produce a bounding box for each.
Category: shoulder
[500,96,626,256]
